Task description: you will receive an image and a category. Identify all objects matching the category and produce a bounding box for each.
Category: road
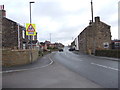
[2,47,119,88]
[55,47,119,88]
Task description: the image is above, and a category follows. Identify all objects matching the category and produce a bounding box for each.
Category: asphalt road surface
[2,47,119,88]
[54,47,119,88]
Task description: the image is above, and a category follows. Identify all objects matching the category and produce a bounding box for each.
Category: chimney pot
[89,20,92,26]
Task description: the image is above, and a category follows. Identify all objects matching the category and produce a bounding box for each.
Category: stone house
[0,9,38,50]
[78,16,112,54]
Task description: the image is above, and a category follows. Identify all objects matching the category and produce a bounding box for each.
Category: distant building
[74,37,79,51]
[111,40,120,49]
[54,43,64,49]
[77,16,112,54]
[0,7,38,49]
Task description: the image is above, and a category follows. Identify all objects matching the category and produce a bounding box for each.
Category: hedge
[95,50,120,58]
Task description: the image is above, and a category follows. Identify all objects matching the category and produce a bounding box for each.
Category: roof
[28,40,38,44]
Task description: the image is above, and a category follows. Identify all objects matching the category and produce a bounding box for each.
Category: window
[115,42,120,47]
[22,30,25,38]
[23,44,26,49]
[103,42,109,48]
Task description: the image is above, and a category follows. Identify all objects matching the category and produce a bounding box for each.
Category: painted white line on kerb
[1,56,54,74]
[98,57,119,61]
[91,55,119,61]
[91,62,119,71]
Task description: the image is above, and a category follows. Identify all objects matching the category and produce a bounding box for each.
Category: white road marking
[91,62,119,71]
[1,56,54,74]
[65,52,67,56]
[52,52,56,54]
[64,52,83,62]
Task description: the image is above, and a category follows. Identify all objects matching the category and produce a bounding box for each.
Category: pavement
[2,53,53,73]
[2,52,102,88]
[73,50,120,61]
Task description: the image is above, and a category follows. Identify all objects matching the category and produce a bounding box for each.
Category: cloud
[1,0,118,45]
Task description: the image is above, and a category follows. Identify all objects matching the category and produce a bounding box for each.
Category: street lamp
[30,1,35,24]
[29,1,35,63]
[29,1,35,49]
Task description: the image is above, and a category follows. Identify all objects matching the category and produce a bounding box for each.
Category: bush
[47,47,53,49]
[38,51,43,56]
[95,50,120,58]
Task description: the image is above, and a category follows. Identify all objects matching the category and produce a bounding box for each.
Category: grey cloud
[33,1,85,20]
[33,2,65,17]
[2,0,118,45]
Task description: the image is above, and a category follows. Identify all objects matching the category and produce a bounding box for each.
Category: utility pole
[50,33,51,43]
[91,0,96,55]
[91,0,94,22]
[72,37,74,41]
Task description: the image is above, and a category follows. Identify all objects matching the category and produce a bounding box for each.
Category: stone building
[0,8,38,49]
[78,16,112,54]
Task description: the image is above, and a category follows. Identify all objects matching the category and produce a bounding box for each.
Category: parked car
[69,48,75,51]
[59,49,63,52]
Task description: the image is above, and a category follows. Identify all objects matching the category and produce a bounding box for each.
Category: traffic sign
[27,24,35,32]
[26,23,36,36]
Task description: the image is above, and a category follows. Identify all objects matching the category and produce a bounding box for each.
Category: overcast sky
[1,0,119,45]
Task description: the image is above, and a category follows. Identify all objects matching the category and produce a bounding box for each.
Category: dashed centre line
[64,52,118,71]
[91,62,119,71]
[64,52,83,62]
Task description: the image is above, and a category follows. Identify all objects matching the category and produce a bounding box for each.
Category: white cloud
[0,0,118,45]
[111,27,118,40]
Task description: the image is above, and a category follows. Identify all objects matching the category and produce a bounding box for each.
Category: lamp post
[29,1,35,63]
[30,2,35,24]
[30,1,35,49]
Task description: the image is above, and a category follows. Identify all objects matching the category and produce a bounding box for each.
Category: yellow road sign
[26,23,36,36]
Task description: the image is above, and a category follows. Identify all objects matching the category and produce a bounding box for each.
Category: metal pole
[30,3,31,24]
[29,2,32,63]
[29,2,35,63]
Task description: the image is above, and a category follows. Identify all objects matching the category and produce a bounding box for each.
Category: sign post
[26,23,36,63]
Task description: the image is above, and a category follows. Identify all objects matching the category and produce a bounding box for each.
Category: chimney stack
[0,5,6,18]
[95,16,100,23]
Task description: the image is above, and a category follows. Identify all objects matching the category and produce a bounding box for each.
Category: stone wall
[2,49,39,67]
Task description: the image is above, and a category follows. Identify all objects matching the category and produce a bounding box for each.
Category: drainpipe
[17,23,20,49]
